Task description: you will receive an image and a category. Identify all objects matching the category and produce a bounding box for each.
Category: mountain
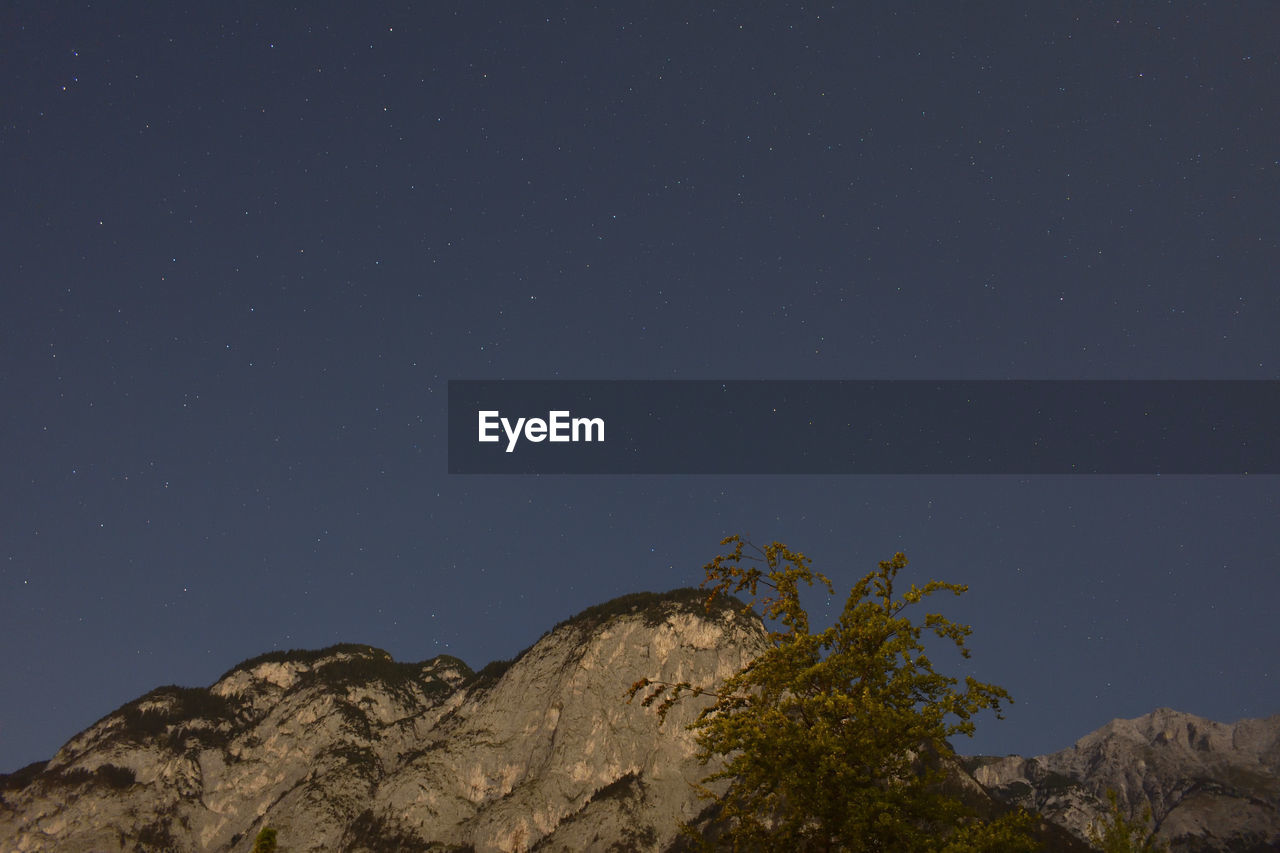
[971,708,1280,852]
[1,589,1275,851]
[0,590,768,852]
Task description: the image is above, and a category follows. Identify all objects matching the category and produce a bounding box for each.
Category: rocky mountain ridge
[1,590,768,852]
[973,707,1280,852]
[1,589,1276,852]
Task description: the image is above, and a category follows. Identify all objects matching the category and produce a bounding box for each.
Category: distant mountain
[971,707,1280,852]
[1,590,1275,851]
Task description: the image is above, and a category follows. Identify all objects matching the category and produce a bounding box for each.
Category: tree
[1087,789,1167,853]
[630,536,1034,851]
[250,826,278,853]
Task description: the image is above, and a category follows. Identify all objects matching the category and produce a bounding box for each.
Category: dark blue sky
[2,3,1277,773]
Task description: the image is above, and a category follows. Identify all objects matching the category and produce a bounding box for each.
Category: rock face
[0,590,767,852]
[2,590,1276,852]
[971,708,1280,852]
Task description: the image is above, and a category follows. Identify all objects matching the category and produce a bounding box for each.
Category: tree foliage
[631,536,1034,851]
[250,826,278,853]
[1087,789,1167,853]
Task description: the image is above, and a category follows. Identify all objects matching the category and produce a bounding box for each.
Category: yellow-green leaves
[656,537,1034,851]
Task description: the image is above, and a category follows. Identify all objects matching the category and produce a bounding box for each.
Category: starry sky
[2,4,1278,774]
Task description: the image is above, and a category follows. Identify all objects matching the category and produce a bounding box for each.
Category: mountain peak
[976,708,1280,851]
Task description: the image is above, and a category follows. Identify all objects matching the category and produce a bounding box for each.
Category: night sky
[3,4,1278,774]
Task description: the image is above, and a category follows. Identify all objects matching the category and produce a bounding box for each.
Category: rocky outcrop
[971,708,1280,852]
[0,590,767,852]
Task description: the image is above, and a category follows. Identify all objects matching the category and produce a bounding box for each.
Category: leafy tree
[1087,789,1167,853]
[630,536,1035,851]
[250,826,278,853]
